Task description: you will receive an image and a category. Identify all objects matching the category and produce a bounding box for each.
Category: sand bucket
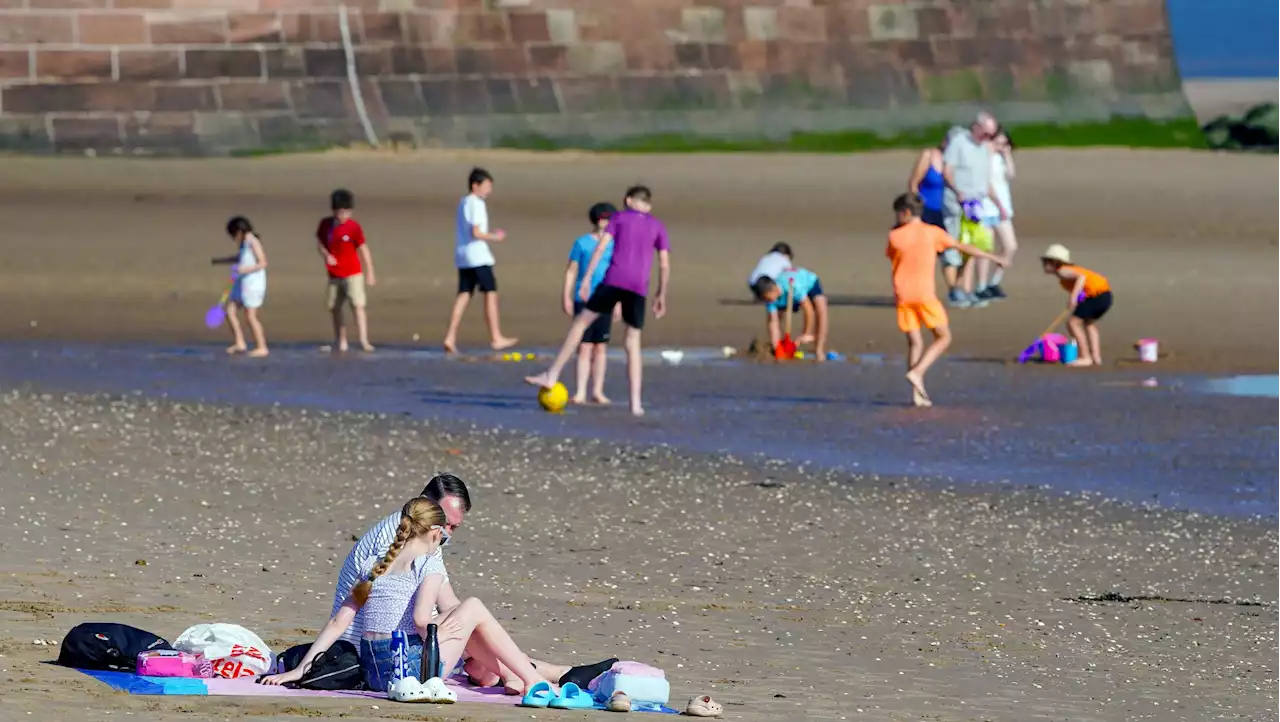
[1136,338,1159,363]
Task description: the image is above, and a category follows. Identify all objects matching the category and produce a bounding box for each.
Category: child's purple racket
[204,272,237,329]
[204,290,230,329]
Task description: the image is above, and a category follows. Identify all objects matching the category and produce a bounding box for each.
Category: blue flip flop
[520,680,555,708]
[548,682,596,710]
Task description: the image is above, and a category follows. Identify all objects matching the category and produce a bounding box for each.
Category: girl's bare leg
[245,308,269,357]
[1086,322,1102,364]
[434,598,545,692]
[591,343,610,404]
[225,304,247,354]
[1067,317,1094,367]
[572,344,591,404]
[525,313,596,389]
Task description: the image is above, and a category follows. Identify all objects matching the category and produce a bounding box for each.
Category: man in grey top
[941,112,1008,307]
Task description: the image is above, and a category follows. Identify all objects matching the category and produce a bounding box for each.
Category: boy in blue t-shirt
[562,202,617,404]
[751,267,829,361]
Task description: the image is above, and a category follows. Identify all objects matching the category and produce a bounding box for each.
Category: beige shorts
[326,274,367,310]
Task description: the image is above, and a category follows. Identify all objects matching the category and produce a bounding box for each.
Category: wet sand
[0,149,1275,372]
[0,390,1274,721]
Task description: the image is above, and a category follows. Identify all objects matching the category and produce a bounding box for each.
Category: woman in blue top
[562,202,617,405]
[908,139,958,292]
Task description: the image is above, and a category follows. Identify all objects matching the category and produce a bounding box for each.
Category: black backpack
[276,640,364,690]
[58,622,172,671]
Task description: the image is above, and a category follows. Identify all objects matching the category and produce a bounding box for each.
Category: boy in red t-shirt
[316,189,377,352]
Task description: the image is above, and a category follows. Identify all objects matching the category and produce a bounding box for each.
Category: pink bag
[137,649,212,678]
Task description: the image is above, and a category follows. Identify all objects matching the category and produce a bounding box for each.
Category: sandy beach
[0,390,1274,722]
[0,148,1274,371]
[0,138,1274,721]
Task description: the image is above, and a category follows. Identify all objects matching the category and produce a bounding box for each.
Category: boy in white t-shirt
[443,168,518,353]
[748,242,793,294]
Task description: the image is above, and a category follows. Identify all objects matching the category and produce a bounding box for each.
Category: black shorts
[922,207,945,229]
[573,301,612,344]
[585,284,646,330]
[457,265,497,294]
[1074,291,1113,321]
[786,278,825,312]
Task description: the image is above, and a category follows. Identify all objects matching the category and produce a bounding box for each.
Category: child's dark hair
[468,167,492,189]
[769,242,793,258]
[226,216,254,238]
[624,185,651,203]
[751,276,778,302]
[588,202,617,225]
[996,125,1014,149]
[331,188,354,211]
[893,192,923,216]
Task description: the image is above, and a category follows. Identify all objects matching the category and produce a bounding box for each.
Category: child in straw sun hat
[1041,244,1113,367]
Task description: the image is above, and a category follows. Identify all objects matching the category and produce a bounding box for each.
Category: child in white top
[261,498,548,695]
[212,216,269,357]
[443,167,518,354]
[747,242,794,292]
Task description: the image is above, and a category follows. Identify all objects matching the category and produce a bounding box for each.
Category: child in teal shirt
[562,202,617,404]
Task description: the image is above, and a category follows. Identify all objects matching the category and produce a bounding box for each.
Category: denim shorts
[360,635,423,693]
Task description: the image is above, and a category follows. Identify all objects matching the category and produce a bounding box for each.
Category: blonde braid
[350,498,446,608]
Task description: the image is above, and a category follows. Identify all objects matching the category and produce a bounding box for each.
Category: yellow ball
[513,352,524,362]
[795,351,805,359]
[502,353,513,361]
[537,382,569,413]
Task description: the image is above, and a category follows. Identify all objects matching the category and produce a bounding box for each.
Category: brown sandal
[684,695,723,717]
[607,690,632,712]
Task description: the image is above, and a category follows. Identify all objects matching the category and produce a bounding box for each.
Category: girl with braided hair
[261,497,549,696]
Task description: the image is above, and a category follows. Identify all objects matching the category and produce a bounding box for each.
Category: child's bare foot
[247,348,269,358]
[524,372,554,389]
[571,394,587,405]
[360,342,375,352]
[905,371,931,406]
[912,387,932,408]
[502,678,525,696]
[1068,358,1094,367]
[336,341,349,353]
[592,392,612,405]
[443,338,457,354]
[226,344,247,355]
[630,404,645,417]
[797,334,815,345]
[491,336,519,351]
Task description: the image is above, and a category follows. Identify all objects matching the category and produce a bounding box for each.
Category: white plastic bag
[173,623,273,679]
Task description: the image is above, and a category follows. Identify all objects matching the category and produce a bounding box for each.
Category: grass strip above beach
[497,117,1209,154]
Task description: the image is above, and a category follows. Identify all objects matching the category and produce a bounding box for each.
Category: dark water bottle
[422,624,441,680]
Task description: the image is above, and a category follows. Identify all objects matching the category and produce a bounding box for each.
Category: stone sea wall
[0,0,1189,154]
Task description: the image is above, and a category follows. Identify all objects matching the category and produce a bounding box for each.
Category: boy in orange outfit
[1040,244,1113,367]
[886,193,1004,406]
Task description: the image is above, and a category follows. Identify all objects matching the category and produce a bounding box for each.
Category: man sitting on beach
[334,473,590,692]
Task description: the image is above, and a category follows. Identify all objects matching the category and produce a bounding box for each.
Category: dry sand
[0,148,1275,371]
[0,390,1274,721]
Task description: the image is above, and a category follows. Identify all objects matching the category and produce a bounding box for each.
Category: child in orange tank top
[1040,244,1113,367]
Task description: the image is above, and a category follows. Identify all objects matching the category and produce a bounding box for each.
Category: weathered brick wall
[0,0,1188,155]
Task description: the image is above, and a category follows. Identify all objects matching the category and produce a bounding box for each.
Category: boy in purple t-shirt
[526,186,670,416]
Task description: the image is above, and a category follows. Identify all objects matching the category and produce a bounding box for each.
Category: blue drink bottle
[390,630,412,683]
[422,624,441,680]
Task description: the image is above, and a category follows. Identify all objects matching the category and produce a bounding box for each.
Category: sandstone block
[0,13,76,44]
[507,11,549,43]
[545,9,577,44]
[116,49,181,80]
[867,4,918,41]
[185,49,263,79]
[217,80,291,111]
[154,83,217,111]
[79,12,149,44]
[148,14,228,44]
[743,7,777,41]
[567,42,625,75]
[51,117,122,151]
[681,6,725,43]
[35,50,114,80]
[0,50,30,79]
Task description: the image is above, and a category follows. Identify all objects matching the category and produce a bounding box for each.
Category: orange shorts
[897,299,948,333]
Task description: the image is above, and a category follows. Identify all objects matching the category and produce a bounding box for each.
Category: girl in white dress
[980,130,1017,299]
[213,216,269,357]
